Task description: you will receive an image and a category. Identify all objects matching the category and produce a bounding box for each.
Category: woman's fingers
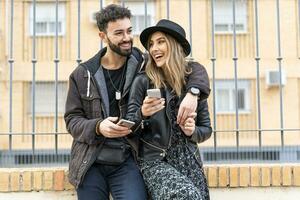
[142,97,165,117]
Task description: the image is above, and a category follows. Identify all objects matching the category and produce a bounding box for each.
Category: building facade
[0,0,300,158]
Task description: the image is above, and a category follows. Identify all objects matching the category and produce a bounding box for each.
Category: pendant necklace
[105,65,126,101]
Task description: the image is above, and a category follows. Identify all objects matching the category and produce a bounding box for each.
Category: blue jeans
[77,155,147,200]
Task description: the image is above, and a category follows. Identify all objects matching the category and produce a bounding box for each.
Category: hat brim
[140,26,191,56]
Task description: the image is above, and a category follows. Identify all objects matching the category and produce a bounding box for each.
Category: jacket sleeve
[125,74,149,133]
[190,99,212,143]
[64,70,105,145]
[186,62,211,100]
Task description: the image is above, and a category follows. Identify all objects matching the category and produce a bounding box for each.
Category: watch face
[191,87,200,95]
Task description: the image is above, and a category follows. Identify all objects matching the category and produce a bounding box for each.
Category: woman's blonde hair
[145,32,190,96]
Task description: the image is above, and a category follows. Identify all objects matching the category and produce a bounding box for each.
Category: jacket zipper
[165,94,173,149]
[141,138,167,157]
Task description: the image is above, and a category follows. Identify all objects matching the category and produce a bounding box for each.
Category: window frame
[215,79,251,114]
[27,81,68,116]
[124,1,155,35]
[29,2,66,37]
[213,0,248,34]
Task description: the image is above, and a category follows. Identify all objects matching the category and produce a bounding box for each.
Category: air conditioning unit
[90,11,97,24]
[265,69,286,87]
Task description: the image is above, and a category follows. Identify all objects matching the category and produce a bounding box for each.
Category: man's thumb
[107,117,118,122]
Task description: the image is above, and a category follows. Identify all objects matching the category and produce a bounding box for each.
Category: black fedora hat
[140,19,191,56]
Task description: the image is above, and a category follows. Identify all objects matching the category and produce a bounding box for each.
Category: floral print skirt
[139,143,210,200]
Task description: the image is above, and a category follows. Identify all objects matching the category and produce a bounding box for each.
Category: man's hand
[177,92,198,125]
[141,96,165,117]
[179,112,197,136]
[98,117,132,138]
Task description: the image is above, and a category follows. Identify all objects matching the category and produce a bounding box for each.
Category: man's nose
[123,32,132,41]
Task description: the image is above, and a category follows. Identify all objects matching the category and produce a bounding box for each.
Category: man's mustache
[119,41,133,46]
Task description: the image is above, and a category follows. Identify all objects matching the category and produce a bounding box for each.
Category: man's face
[104,18,133,56]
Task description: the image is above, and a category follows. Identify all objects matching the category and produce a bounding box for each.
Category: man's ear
[99,31,106,41]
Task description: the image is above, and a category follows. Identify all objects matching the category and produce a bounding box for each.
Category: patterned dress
[139,93,210,200]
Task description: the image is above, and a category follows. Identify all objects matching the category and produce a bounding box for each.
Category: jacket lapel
[122,54,139,97]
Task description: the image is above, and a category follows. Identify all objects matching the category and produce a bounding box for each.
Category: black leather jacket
[126,69,212,166]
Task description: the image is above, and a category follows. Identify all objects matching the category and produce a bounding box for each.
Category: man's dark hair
[96,4,132,32]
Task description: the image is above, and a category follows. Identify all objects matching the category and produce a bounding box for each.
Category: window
[29,3,66,36]
[215,80,250,113]
[214,0,247,33]
[28,82,67,115]
[125,1,155,34]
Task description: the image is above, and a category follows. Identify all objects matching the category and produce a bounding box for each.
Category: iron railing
[1,0,300,167]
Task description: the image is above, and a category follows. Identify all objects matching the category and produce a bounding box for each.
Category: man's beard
[107,37,133,57]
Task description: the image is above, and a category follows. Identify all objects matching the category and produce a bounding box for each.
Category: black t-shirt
[102,65,126,117]
[101,65,130,158]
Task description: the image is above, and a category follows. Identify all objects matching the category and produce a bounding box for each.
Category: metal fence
[1,0,300,167]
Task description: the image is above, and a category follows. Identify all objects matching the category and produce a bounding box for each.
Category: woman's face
[148,32,169,68]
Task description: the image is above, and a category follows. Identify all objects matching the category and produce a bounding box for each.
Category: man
[64,4,210,200]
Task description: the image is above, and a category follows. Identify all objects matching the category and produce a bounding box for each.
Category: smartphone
[117,119,135,128]
[147,89,161,98]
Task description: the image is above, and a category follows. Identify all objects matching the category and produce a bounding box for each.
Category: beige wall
[0,0,300,149]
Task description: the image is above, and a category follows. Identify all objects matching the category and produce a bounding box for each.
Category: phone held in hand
[117,119,135,128]
[147,89,161,98]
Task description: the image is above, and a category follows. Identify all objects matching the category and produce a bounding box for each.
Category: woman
[126,19,212,200]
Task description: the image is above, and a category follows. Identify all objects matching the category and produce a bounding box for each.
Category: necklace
[105,65,126,100]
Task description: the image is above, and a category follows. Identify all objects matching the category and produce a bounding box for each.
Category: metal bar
[0,133,69,136]
[54,0,59,160]
[232,0,239,153]
[8,0,14,152]
[276,0,284,148]
[12,128,300,135]
[77,0,82,64]
[188,0,192,57]
[210,0,217,156]
[166,0,170,19]
[298,0,300,59]
[32,0,37,162]
[1,128,300,135]
[254,0,262,152]
[144,0,148,28]
[121,0,125,7]
[100,0,103,49]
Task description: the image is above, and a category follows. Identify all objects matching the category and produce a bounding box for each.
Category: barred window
[214,0,247,33]
[28,82,67,115]
[215,80,250,113]
[29,3,66,36]
[125,1,155,35]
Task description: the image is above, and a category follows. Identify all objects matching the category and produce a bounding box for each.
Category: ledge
[0,164,299,192]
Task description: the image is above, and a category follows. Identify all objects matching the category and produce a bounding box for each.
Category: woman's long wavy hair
[145,32,190,96]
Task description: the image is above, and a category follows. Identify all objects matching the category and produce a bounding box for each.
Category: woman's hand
[141,96,165,117]
[177,92,198,125]
[180,112,197,137]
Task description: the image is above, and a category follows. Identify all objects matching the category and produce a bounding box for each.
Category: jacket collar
[81,47,107,75]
